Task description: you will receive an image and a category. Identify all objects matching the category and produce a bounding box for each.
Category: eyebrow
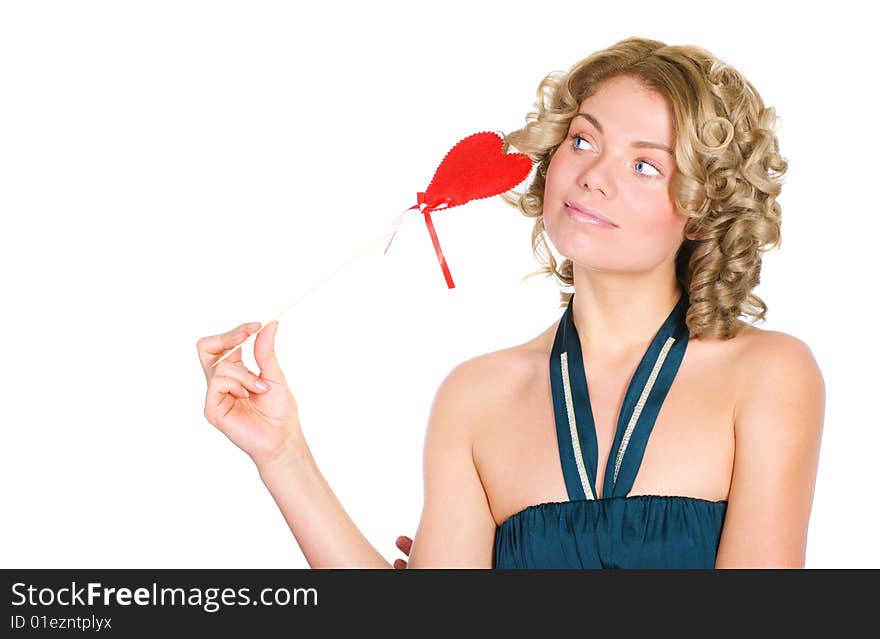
[573,112,674,155]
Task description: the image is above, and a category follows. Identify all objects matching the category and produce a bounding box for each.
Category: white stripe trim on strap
[560,352,595,501]
[612,336,676,488]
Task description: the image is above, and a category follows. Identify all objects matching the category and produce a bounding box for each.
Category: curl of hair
[500,36,787,339]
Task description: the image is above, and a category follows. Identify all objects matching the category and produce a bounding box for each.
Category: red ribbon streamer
[384,192,455,288]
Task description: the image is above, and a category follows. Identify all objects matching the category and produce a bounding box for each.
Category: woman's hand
[197,321,304,469]
[393,535,413,569]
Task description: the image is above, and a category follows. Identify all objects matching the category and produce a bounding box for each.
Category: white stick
[210,211,415,368]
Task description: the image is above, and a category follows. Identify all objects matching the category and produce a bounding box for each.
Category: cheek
[540,159,562,225]
[628,208,688,262]
[543,151,568,192]
[621,183,684,238]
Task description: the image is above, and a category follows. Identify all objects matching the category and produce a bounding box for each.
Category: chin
[550,234,660,275]
[547,216,678,274]
[546,220,614,262]
[565,255,625,273]
[551,239,619,272]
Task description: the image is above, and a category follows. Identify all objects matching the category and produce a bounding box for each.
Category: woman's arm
[257,443,393,568]
[714,331,826,568]
[256,358,498,569]
[405,360,498,568]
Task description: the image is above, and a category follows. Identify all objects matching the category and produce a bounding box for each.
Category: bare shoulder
[723,322,826,437]
[728,322,824,390]
[686,320,825,436]
[431,321,558,430]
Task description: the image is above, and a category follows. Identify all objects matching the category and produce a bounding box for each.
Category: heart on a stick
[385,131,533,288]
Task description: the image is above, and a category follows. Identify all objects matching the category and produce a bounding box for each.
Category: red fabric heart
[423,131,534,211]
[384,131,533,289]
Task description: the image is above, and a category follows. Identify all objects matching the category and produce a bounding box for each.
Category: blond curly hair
[500,36,787,339]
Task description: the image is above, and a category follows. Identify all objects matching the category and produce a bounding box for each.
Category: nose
[577,153,615,198]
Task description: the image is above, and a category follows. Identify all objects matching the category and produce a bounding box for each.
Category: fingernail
[255,381,269,391]
[247,322,261,329]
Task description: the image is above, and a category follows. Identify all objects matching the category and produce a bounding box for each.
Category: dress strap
[548,291,691,501]
[602,293,690,498]
[549,298,600,502]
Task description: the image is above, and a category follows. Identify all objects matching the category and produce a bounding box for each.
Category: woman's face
[543,75,688,274]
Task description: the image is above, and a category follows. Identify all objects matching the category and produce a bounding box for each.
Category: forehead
[575,76,675,140]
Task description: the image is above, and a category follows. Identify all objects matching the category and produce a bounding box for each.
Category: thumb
[254,320,286,382]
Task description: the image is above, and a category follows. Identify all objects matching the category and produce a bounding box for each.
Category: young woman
[196,37,824,568]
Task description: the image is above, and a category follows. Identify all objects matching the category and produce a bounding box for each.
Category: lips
[564,201,618,228]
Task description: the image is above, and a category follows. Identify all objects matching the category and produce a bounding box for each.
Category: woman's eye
[570,133,663,178]
[570,134,593,151]
[634,160,661,177]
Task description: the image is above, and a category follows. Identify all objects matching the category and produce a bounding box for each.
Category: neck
[570,264,683,363]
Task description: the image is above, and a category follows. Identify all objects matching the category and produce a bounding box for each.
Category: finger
[393,559,407,570]
[395,536,413,555]
[197,322,262,372]
[212,360,271,395]
[197,322,262,362]
[253,320,286,384]
[207,375,250,412]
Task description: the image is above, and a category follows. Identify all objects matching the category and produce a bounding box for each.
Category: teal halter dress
[493,292,728,569]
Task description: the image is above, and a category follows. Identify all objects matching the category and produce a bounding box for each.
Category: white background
[1,0,875,568]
